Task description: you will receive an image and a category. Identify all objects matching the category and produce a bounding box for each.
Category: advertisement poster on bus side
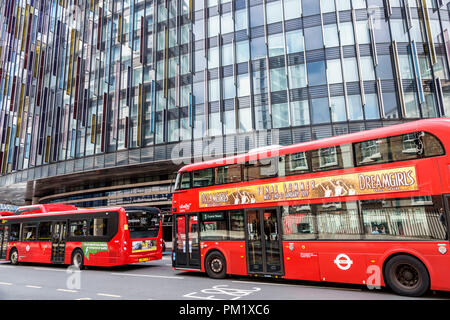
[82,242,109,260]
[199,166,418,208]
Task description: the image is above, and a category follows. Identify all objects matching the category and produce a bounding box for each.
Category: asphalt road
[0,253,449,301]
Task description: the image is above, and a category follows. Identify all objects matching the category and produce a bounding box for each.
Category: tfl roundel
[333,254,353,271]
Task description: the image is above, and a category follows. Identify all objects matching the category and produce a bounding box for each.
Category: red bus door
[0,225,7,260]
[51,221,67,264]
[245,208,284,276]
[173,214,200,269]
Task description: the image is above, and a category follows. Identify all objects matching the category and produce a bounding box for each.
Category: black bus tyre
[9,248,18,265]
[205,251,227,279]
[71,249,85,270]
[384,255,430,297]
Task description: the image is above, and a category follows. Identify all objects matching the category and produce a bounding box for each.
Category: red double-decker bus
[0,206,163,268]
[171,118,450,296]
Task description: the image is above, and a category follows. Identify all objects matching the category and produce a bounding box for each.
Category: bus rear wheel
[71,249,85,270]
[384,255,429,297]
[9,248,18,265]
[205,251,227,279]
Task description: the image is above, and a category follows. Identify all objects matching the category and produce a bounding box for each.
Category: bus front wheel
[205,251,227,279]
[9,248,18,265]
[71,249,85,270]
[384,255,429,297]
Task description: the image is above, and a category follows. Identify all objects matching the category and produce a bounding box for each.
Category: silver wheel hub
[211,258,223,273]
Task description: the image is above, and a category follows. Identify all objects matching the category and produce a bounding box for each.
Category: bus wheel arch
[382,253,430,297]
[71,248,85,270]
[9,247,19,265]
[204,250,227,279]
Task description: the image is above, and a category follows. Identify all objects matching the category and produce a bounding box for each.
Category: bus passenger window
[70,220,89,236]
[23,224,37,241]
[193,168,214,187]
[422,132,445,157]
[244,158,278,181]
[361,196,447,240]
[285,151,310,176]
[38,222,52,241]
[215,164,242,184]
[311,144,352,171]
[354,138,388,166]
[9,224,20,241]
[89,218,108,236]
[281,205,316,240]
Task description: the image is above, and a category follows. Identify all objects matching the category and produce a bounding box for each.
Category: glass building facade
[0,0,450,214]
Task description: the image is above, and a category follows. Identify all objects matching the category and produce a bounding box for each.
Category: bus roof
[178,118,450,173]
[15,204,78,215]
[0,211,15,217]
[2,207,126,220]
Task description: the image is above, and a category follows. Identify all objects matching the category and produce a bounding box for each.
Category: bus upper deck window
[175,172,191,190]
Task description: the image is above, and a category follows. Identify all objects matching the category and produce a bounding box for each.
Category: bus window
[422,132,445,157]
[127,210,160,239]
[70,220,89,236]
[354,138,388,166]
[311,144,353,171]
[244,158,278,181]
[281,205,316,240]
[38,222,52,241]
[284,151,310,176]
[316,201,362,240]
[215,164,242,184]
[229,210,245,240]
[193,168,214,188]
[200,212,228,240]
[89,218,108,236]
[23,224,37,241]
[390,132,424,161]
[9,224,20,241]
[361,196,447,240]
[175,172,191,190]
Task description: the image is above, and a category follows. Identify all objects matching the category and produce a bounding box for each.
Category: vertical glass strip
[421,0,436,65]
[392,41,406,117]
[411,40,424,104]
[113,62,120,139]
[67,29,76,95]
[368,17,378,66]
[91,114,96,144]
[138,83,142,146]
[45,135,50,163]
[101,92,107,152]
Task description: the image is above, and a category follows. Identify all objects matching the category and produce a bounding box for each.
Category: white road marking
[0,282,13,286]
[34,267,66,272]
[76,298,92,300]
[110,272,184,280]
[57,289,78,293]
[183,285,261,300]
[26,285,42,289]
[97,293,121,298]
[0,265,14,268]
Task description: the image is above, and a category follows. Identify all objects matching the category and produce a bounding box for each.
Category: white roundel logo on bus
[438,245,447,255]
[26,245,30,252]
[334,254,353,271]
